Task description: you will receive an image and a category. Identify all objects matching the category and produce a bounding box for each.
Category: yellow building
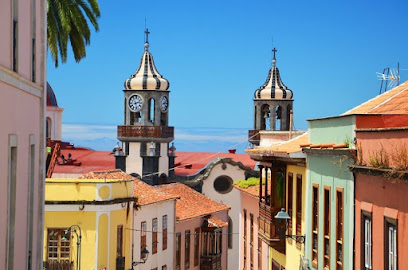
[44,170,137,270]
[247,134,308,270]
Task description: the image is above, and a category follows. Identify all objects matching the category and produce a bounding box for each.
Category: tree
[47,0,101,67]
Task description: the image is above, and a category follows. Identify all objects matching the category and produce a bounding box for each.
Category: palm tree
[47,0,101,67]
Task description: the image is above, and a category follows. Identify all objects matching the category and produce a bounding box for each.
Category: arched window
[46,117,52,138]
[228,216,233,249]
[286,104,292,130]
[276,105,282,130]
[148,98,155,124]
[261,104,270,130]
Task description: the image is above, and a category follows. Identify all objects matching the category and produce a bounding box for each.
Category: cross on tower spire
[144,28,150,44]
[272,48,277,60]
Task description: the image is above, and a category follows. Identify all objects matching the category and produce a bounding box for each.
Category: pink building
[157,183,230,270]
[0,0,47,269]
[351,113,408,270]
[235,183,268,270]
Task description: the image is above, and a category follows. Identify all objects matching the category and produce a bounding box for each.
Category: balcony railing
[258,202,286,253]
[248,130,260,146]
[200,254,221,270]
[43,260,73,270]
[117,125,174,140]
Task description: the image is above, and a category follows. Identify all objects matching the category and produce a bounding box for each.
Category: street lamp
[132,247,149,267]
[274,208,306,244]
[62,225,82,270]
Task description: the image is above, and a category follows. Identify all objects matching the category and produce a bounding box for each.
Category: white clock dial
[128,95,143,112]
[160,96,169,112]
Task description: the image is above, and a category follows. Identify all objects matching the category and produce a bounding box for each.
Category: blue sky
[48,0,408,150]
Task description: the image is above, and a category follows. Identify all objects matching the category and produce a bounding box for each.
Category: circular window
[214,176,233,194]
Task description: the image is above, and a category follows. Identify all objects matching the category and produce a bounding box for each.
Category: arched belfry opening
[148,98,155,124]
[275,105,282,131]
[261,104,271,130]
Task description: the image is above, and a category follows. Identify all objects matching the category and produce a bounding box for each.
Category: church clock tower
[116,29,174,185]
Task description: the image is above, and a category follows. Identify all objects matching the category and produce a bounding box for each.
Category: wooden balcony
[117,125,174,142]
[248,129,260,146]
[258,202,286,254]
[200,254,221,270]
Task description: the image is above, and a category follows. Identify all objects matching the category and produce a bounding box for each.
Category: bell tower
[249,48,294,146]
[116,29,174,185]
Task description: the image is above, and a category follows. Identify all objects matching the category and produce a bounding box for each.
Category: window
[47,229,70,264]
[12,0,18,72]
[323,187,330,268]
[228,216,233,249]
[258,238,262,270]
[244,209,247,269]
[296,175,303,249]
[312,184,319,268]
[7,136,17,269]
[287,173,293,243]
[250,214,254,269]
[194,228,200,266]
[185,230,190,269]
[27,138,35,270]
[385,219,397,270]
[152,218,158,254]
[141,222,147,260]
[361,212,372,270]
[162,215,167,250]
[117,225,123,257]
[336,189,344,270]
[214,175,233,194]
[31,0,36,82]
[176,233,181,270]
[162,265,167,270]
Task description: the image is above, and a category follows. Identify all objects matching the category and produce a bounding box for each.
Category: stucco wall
[355,173,408,270]
[306,153,354,270]
[133,200,176,270]
[308,115,355,145]
[201,162,247,270]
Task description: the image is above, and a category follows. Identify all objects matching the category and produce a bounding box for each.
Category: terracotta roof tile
[208,216,228,228]
[343,81,408,115]
[234,183,263,198]
[133,180,179,206]
[156,183,230,221]
[246,133,308,155]
[79,169,134,180]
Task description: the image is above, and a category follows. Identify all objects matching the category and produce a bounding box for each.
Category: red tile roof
[174,151,256,175]
[208,216,228,228]
[133,180,179,206]
[246,133,308,155]
[234,184,262,198]
[343,81,408,115]
[156,183,230,221]
[53,149,115,174]
[53,149,255,177]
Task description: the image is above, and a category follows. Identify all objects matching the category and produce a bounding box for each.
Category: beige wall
[0,0,46,269]
[175,210,229,270]
[201,162,246,270]
[133,200,176,270]
[46,106,63,140]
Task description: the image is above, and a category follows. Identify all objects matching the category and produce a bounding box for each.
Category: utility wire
[126,227,240,235]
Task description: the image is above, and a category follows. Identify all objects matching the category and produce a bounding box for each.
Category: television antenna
[377,62,400,94]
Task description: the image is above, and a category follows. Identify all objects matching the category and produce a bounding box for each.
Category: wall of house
[285,164,306,270]
[46,106,63,140]
[240,190,261,270]
[306,153,354,270]
[201,162,246,270]
[355,173,408,269]
[308,115,355,145]
[175,210,229,270]
[0,0,46,268]
[133,200,176,270]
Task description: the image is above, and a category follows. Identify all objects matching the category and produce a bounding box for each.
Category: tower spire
[272,47,277,66]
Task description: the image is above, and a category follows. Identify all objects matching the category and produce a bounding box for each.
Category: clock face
[160,96,169,112]
[128,95,143,112]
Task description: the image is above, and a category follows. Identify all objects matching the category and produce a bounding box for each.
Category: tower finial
[144,27,150,44]
[272,47,277,66]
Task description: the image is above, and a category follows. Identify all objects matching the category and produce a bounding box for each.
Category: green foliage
[233,177,262,189]
[47,0,101,67]
[368,143,389,169]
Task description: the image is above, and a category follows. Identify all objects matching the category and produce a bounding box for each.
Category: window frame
[323,186,331,269]
[311,183,319,268]
[162,215,167,250]
[336,188,344,270]
[176,232,181,270]
[185,230,190,269]
[46,228,71,262]
[296,174,302,249]
[361,211,372,270]
[194,228,200,266]
[152,218,158,254]
[287,173,293,244]
[141,221,147,260]
[384,218,397,270]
